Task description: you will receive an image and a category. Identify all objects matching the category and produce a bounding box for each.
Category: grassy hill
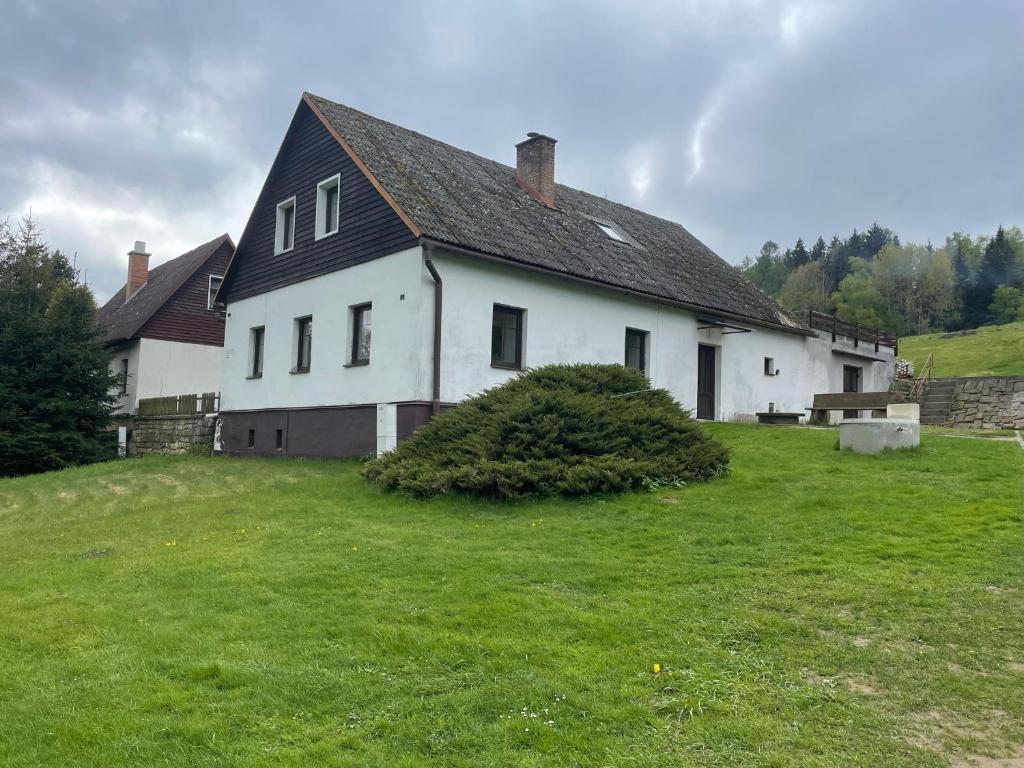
[1,425,1023,767]
[899,320,1024,377]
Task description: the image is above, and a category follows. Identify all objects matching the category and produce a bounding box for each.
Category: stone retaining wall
[947,377,1024,430]
[890,379,916,400]
[129,414,217,456]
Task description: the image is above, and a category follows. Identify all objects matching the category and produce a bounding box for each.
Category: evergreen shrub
[363,364,730,499]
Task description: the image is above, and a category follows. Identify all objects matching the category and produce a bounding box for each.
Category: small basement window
[315,174,340,239]
[275,197,296,254]
[207,275,223,310]
[764,357,776,376]
[596,221,627,243]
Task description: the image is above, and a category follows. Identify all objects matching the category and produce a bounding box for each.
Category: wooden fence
[137,392,219,417]
[794,310,898,352]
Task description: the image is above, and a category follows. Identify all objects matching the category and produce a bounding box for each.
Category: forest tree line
[739,223,1024,336]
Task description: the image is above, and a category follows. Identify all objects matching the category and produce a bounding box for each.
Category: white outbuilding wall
[109,338,223,415]
[108,340,140,415]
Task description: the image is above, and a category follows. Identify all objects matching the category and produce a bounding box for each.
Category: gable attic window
[275,197,296,254]
[207,275,223,310]
[596,222,628,243]
[315,174,341,240]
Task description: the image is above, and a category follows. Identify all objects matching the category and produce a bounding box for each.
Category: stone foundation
[947,377,1024,430]
[129,414,217,456]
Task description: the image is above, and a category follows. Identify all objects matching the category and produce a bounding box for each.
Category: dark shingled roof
[306,93,804,332]
[96,234,233,345]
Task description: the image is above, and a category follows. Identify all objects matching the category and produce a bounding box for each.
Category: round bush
[363,364,730,499]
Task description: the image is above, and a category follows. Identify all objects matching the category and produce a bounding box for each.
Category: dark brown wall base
[218,402,452,458]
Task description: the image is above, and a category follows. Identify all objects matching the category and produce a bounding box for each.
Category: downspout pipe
[423,243,443,416]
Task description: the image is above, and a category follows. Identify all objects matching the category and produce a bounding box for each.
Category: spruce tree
[978,226,1015,290]
[865,222,897,257]
[823,235,849,294]
[790,238,809,269]
[809,236,827,263]
[0,216,116,476]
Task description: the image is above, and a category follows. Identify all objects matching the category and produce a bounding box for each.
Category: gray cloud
[1,0,1021,300]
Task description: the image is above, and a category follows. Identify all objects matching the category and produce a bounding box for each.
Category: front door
[843,365,862,419]
[697,344,716,420]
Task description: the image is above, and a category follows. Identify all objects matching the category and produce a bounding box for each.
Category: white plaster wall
[220,246,433,411]
[108,340,140,415]
[219,243,894,421]
[433,249,895,420]
[136,338,223,402]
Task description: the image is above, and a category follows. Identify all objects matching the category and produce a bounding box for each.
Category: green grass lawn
[900,320,1024,377]
[1,424,1022,767]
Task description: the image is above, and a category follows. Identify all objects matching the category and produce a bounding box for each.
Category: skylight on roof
[596,222,628,243]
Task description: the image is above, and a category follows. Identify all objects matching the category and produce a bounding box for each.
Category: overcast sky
[2,0,1022,301]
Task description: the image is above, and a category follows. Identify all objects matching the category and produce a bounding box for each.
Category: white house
[97,235,234,415]
[215,93,895,457]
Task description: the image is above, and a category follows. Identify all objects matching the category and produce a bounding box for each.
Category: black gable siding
[222,103,417,303]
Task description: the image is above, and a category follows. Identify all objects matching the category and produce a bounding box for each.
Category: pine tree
[978,226,1015,290]
[823,235,849,294]
[0,216,116,476]
[948,240,971,330]
[809,236,827,263]
[846,229,868,261]
[790,238,809,269]
[865,222,891,257]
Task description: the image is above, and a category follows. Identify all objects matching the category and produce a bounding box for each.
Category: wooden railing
[794,310,898,352]
[137,392,219,417]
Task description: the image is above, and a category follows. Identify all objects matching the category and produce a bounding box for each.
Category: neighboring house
[98,235,234,415]
[216,92,895,457]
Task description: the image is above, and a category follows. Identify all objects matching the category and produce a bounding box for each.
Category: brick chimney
[516,132,557,207]
[125,240,150,301]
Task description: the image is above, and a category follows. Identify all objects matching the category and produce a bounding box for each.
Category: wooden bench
[807,392,906,424]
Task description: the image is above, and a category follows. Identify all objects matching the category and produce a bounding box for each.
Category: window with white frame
[207,275,223,310]
[315,174,341,239]
[275,197,296,254]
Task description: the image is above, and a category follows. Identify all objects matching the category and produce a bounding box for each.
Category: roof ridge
[308,93,711,238]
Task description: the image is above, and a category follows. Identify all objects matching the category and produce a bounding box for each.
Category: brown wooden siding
[220,102,418,303]
[137,240,232,346]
